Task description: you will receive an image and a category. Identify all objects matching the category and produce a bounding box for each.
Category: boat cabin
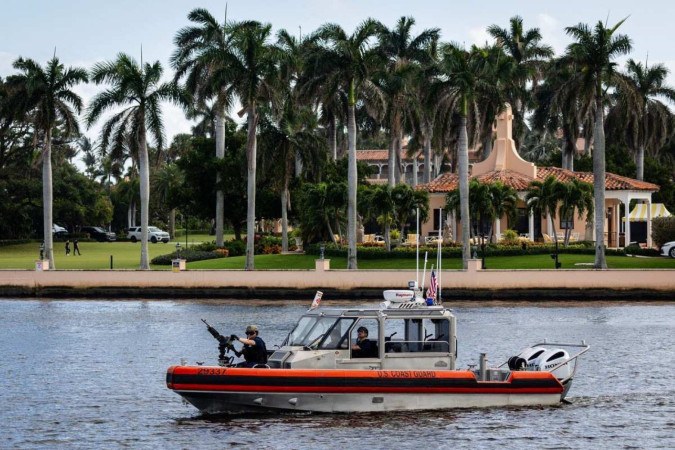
[268,304,458,371]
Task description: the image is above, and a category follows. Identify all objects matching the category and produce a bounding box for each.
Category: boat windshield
[286,316,347,347]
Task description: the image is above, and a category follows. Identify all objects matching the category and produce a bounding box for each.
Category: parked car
[81,226,116,242]
[52,224,68,237]
[660,241,675,258]
[127,226,170,243]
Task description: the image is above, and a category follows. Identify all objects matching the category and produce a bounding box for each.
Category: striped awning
[622,203,672,221]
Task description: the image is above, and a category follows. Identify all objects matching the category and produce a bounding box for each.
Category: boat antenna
[416,207,420,287]
[437,208,443,304]
[421,251,428,292]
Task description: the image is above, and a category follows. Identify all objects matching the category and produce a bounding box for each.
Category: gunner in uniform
[231,325,268,367]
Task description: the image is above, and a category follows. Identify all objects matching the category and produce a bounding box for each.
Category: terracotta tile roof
[419,167,659,193]
[419,172,458,192]
[419,169,535,193]
[476,169,535,190]
[537,167,659,191]
[357,149,425,161]
[358,150,389,160]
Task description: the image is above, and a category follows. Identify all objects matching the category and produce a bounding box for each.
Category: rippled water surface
[1,299,673,449]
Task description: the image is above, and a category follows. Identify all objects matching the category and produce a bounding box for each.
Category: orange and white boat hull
[166,366,565,414]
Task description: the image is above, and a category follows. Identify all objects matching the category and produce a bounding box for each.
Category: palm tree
[259,100,325,252]
[392,183,429,240]
[487,16,554,150]
[526,175,562,255]
[488,182,518,240]
[311,20,382,269]
[79,136,100,180]
[172,8,236,247]
[557,178,594,246]
[375,16,439,187]
[532,56,594,171]
[565,19,632,269]
[86,53,182,269]
[9,56,87,269]
[433,43,496,269]
[227,20,279,270]
[610,59,675,180]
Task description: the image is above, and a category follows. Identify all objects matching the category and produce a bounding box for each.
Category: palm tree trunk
[396,129,404,184]
[388,136,396,187]
[215,112,226,247]
[169,208,176,238]
[636,145,645,181]
[281,178,289,253]
[458,113,471,269]
[43,129,54,269]
[138,125,150,270]
[423,122,432,184]
[245,105,258,270]
[329,117,338,161]
[347,99,358,269]
[593,96,607,269]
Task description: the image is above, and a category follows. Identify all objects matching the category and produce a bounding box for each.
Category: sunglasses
[245,331,256,335]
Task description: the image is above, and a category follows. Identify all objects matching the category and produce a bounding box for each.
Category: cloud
[0,51,17,77]
[467,26,492,47]
[536,13,567,56]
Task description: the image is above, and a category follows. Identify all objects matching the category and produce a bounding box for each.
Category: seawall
[1,260,673,300]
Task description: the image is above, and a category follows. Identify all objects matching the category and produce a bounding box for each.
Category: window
[560,210,574,230]
[433,208,443,232]
[350,318,379,358]
[318,318,355,349]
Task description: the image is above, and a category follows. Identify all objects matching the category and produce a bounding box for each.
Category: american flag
[428,269,438,301]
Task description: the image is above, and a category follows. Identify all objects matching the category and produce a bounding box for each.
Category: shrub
[222,239,245,257]
[150,249,225,265]
[255,235,283,254]
[624,244,661,257]
[501,229,519,244]
[193,241,217,252]
[390,229,400,240]
[652,217,675,248]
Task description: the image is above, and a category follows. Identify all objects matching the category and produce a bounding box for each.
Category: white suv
[127,226,170,244]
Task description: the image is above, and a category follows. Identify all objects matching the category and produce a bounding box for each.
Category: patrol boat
[166,286,590,414]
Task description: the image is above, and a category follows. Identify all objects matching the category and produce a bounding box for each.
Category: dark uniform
[241,336,268,367]
[232,325,268,368]
[352,338,377,358]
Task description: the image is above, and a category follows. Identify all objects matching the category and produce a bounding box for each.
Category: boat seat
[385,341,403,353]
[422,341,450,352]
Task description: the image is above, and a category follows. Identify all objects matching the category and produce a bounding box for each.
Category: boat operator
[352,326,377,358]
[230,325,268,367]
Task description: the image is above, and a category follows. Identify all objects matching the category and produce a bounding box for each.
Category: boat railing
[499,340,591,384]
[384,339,450,354]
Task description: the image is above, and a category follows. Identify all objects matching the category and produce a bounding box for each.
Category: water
[0,299,673,449]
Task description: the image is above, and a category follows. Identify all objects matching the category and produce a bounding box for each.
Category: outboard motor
[535,348,571,380]
[516,347,548,370]
[507,355,527,370]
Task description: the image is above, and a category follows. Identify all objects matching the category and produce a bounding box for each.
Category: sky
[2,0,674,159]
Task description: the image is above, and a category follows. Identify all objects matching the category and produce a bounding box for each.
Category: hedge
[0,239,31,247]
[306,242,626,259]
[150,249,225,265]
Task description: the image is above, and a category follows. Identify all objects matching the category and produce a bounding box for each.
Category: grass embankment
[0,235,214,270]
[1,238,674,270]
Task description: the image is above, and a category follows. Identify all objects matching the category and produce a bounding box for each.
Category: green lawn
[0,234,215,270]
[1,240,674,270]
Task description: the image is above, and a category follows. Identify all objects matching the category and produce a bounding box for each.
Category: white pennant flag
[310,291,323,310]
